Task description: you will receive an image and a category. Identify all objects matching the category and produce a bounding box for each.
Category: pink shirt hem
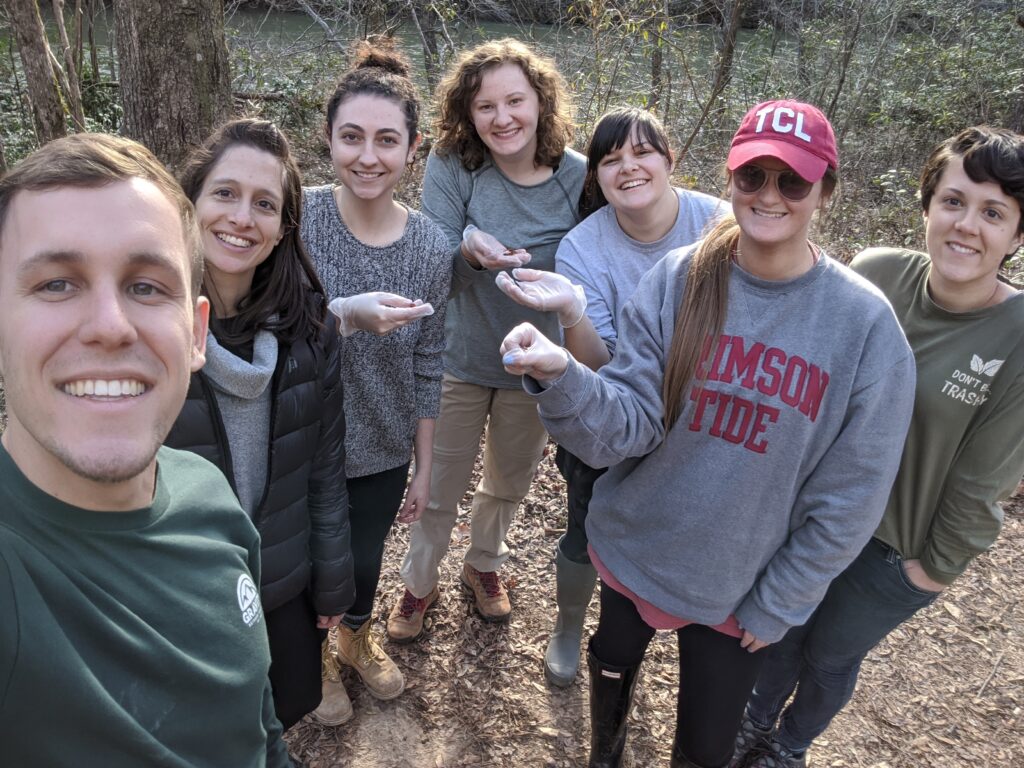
[589,544,743,639]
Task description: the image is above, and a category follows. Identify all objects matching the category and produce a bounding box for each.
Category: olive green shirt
[851,248,1024,584]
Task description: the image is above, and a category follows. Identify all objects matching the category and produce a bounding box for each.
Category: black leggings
[266,590,326,730]
[346,463,410,619]
[591,583,767,768]
[555,445,606,564]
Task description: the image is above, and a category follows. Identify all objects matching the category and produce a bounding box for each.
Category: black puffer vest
[166,327,354,616]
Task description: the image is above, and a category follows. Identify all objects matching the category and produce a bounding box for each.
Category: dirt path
[287,450,1024,767]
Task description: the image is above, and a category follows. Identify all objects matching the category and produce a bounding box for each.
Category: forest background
[1,1,1023,766]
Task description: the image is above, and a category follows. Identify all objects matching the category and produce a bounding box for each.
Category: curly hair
[433,38,574,171]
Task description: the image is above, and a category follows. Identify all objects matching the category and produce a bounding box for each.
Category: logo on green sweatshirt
[237,573,262,627]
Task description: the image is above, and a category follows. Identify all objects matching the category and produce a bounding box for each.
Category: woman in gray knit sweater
[301,41,451,725]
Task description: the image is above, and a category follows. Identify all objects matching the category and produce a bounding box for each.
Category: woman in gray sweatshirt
[501,101,916,768]
[497,106,727,689]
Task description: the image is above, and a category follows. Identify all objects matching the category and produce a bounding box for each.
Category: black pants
[555,445,606,564]
[347,462,410,618]
[265,590,326,730]
[591,583,767,768]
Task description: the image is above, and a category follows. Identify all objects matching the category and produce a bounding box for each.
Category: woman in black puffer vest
[166,119,354,731]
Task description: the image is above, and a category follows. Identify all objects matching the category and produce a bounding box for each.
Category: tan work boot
[335,621,405,700]
[461,563,511,622]
[309,635,353,726]
[387,586,439,643]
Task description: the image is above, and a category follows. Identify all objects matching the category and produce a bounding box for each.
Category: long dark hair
[179,118,326,345]
[579,106,673,219]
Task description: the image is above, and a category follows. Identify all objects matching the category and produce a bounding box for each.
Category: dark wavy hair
[433,38,574,172]
[178,118,326,345]
[579,106,674,219]
[325,38,421,143]
[920,126,1024,252]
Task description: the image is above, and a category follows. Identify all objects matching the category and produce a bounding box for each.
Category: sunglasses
[733,164,815,201]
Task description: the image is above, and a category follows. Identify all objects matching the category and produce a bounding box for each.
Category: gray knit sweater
[302,186,451,478]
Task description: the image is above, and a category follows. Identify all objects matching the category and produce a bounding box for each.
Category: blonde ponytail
[662,215,739,428]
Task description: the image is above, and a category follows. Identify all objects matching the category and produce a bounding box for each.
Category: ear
[408,132,423,165]
[190,296,210,373]
[322,122,332,150]
[665,150,675,172]
[1009,229,1024,258]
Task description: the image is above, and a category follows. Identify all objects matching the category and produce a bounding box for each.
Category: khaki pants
[400,373,548,597]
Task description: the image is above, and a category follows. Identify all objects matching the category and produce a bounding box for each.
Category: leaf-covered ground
[286,448,1024,767]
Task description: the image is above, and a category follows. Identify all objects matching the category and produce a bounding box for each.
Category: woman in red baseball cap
[499,100,916,768]
[735,126,1024,768]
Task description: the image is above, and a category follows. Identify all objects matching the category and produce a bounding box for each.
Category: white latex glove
[328,292,434,337]
[495,268,587,328]
[462,224,531,270]
[499,322,569,383]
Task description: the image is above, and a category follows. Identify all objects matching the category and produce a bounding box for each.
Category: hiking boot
[387,586,439,643]
[309,636,353,726]
[730,712,774,766]
[742,739,807,768]
[335,621,405,700]
[461,563,511,622]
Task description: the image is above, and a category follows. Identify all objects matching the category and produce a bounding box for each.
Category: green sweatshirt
[0,445,291,768]
[851,248,1024,584]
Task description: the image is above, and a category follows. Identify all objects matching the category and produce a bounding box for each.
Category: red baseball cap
[727,100,838,182]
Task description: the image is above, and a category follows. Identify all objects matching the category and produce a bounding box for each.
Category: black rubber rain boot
[587,641,641,768]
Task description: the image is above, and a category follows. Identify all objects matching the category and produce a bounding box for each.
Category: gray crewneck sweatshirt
[203,329,277,517]
[528,245,916,642]
[422,148,586,388]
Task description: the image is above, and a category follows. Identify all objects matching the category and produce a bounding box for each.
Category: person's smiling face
[596,129,674,215]
[328,93,419,202]
[924,154,1024,298]
[470,62,542,168]
[0,178,208,508]
[194,144,284,298]
[731,157,824,258]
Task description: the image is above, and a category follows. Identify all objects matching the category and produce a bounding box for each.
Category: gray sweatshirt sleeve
[556,233,617,355]
[529,255,676,465]
[734,326,917,642]
[421,151,480,297]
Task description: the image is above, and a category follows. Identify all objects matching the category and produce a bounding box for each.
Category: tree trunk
[52,0,87,131]
[86,0,100,82]
[680,0,746,159]
[8,0,67,143]
[113,0,232,168]
[408,0,440,91]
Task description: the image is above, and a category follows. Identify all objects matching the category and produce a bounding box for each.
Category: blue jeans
[746,538,941,753]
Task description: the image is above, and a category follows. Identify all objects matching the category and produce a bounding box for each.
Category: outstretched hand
[462,225,531,270]
[499,322,569,383]
[329,292,434,336]
[495,268,587,328]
